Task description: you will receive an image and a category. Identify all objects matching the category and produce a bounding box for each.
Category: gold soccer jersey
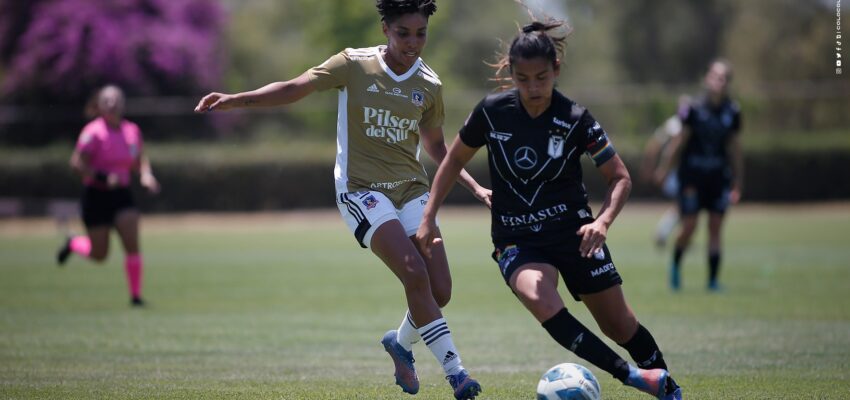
[307,46,444,208]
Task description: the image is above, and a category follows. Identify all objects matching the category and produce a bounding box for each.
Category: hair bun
[521,21,546,34]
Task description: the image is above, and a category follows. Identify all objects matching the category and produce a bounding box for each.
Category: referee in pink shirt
[57,85,160,307]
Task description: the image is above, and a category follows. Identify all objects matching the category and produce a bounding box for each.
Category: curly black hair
[376,0,437,23]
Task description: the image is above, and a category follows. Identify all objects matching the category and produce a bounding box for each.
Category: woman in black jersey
[655,60,742,292]
[416,20,681,400]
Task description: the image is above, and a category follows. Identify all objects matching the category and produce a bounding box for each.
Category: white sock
[396,310,420,351]
[417,317,464,376]
[656,208,679,240]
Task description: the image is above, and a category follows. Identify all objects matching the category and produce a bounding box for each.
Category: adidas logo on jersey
[367,83,379,93]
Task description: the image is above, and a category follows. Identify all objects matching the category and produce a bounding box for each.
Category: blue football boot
[447,369,481,399]
[669,264,681,291]
[380,330,419,394]
[625,366,669,399]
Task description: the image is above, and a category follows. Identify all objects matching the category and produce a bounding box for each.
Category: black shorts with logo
[81,186,136,228]
[491,235,623,301]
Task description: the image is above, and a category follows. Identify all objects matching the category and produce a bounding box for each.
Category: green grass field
[2,204,849,399]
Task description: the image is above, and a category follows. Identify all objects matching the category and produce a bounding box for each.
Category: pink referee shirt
[75,117,143,188]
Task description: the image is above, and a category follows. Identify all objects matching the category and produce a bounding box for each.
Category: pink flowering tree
[0,0,227,143]
[1,0,226,100]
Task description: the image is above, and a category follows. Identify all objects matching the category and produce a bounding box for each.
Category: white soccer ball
[536,363,602,400]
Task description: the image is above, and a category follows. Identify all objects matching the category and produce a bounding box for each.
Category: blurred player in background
[193,1,488,398]
[417,19,681,400]
[655,59,743,291]
[639,97,689,249]
[56,85,160,307]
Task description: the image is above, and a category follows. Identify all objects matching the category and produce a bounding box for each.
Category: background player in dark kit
[655,59,743,291]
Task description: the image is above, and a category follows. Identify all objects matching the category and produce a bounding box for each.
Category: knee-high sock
[125,253,142,298]
[542,308,631,382]
[619,324,668,370]
[708,251,721,284]
[70,236,91,257]
[397,310,421,351]
[672,246,685,271]
[417,317,463,376]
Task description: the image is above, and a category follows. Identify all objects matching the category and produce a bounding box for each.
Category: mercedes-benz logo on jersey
[514,146,537,170]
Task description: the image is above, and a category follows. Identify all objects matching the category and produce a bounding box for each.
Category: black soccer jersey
[459,89,617,244]
[677,95,741,180]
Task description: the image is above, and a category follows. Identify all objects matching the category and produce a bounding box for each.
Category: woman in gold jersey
[194,1,488,399]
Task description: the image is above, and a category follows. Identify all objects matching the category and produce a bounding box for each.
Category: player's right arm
[639,133,663,183]
[654,126,688,186]
[194,72,316,113]
[70,129,114,186]
[416,135,479,257]
[69,148,92,179]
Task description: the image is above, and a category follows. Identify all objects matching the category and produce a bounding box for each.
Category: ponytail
[489,17,571,90]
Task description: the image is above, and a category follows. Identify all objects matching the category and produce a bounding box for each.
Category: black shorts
[677,172,731,215]
[81,186,136,228]
[491,239,623,301]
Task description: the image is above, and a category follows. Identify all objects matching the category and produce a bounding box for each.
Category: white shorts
[662,171,679,199]
[336,191,434,248]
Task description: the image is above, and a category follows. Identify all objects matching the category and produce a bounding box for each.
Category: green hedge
[2,150,848,214]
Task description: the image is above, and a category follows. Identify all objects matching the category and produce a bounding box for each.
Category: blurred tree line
[0,0,846,149]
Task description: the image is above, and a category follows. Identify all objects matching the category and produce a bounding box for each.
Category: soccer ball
[536,363,601,400]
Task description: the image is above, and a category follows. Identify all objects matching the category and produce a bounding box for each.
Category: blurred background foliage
[1,0,847,145]
[0,0,848,209]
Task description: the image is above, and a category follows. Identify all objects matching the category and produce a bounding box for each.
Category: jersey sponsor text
[369,178,418,191]
[498,203,569,227]
[363,107,419,144]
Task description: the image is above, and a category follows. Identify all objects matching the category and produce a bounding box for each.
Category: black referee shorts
[81,186,136,228]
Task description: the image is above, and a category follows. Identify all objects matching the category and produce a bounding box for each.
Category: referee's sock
[125,253,143,300]
[619,323,668,371]
[70,235,91,257]
[542,308,630,383]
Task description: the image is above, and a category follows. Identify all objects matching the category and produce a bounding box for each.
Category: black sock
[620,324,668,370]
[708,251,721,284]
[672,247,685,270]
[542,308,630,382]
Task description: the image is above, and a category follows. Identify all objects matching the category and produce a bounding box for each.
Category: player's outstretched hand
[194,92,236,113]
[415,219,442,259]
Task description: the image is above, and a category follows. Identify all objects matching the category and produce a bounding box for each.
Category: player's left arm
[728,134,743,204]
[137,150,160,194]
[578,154,632,259]
[420,126,492,208]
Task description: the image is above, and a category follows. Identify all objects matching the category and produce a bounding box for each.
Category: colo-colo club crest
[548,135,565,159]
